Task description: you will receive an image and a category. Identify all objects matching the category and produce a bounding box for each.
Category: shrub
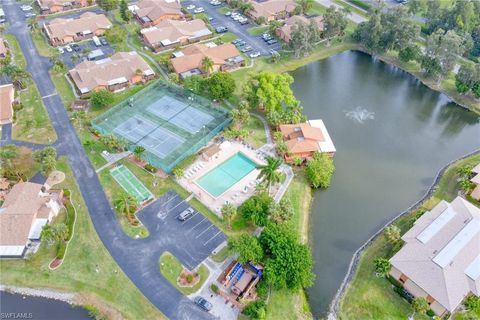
[90,90,114,109]
[56,242,67,259]
[256,280,268,299]
[210,283,219,294]
[186,274,193,283]
[65,202,75,241]
[305,152,335,188]
[172,154,197,177]
[144,163,158,173]
[464,295,480,312]
[243,301,266,319]
[426,310,435,317]
[172,167,184,178]
[63,189,71,197]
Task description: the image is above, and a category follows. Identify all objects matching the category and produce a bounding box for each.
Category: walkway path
[95,151,131,173]
[0,1,211,319]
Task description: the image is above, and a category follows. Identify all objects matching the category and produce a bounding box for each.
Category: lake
[0,291,90,320]
[289,51,480,317]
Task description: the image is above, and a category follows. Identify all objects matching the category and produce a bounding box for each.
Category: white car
[249,51,261,58]
[58,47,65,54]
[193,7,204,13]
[186,4,195,10]
[20,5,33,11]
[65,45,73,53]
[24,12,36,18]
[224,11,232,16]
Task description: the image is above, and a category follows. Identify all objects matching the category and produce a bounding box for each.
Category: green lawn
[332,0,367,18]
[13,81,57,144]
[211,245,230,262]
[216,7,230,15]
[220,32,237,43]
[247,26,269,36]
[31,29,57,58]
[159,252,209,295]
[50,71,76,108]
[4,35,27,69]
[0,158,165,320]
[338,153,480,319]
[307,2,327,15]
[244,116,267,148]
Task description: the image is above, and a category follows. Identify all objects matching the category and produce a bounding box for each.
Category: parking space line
[203,230,223,246]
[196,224,215,239]
[189,217,207,231]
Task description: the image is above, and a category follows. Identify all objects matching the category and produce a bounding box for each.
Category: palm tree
[201,56,214,75]
[221,203,237,230]
[268,20,283,34]
[258,156,283,193]
[0,64,31,89]
[240,2,254,14]
[114,193,138,218]
[296,0,314,14]
[133,145,145,160]
[230,107,250,129]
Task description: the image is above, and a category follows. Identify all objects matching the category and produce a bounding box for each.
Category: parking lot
[137,191,227,270]
[182,0,282,56]
[57,38,115,68]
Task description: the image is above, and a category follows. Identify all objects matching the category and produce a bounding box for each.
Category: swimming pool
[197,153,258,197]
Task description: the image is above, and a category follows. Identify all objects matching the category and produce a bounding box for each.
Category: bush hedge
[144,163,158,173]
[172,154,197,178]
[347,0,371,10]
[56,242,67,259]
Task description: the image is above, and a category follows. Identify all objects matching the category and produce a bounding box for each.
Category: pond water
[0,291,90,320]
[289,51,480,317]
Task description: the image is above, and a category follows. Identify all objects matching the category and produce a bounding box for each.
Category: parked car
[267,39,278,45]
[269,49,278,56]
[235,40,246,47]
[0,19,6,24]
[58,47,65,54]
[215,26,228,33]
[20,5,33,11]
[194,297,213,312]
[100,38,108,46]
[262,33,272,41]
[178,207,195,221]
[239,18,248,25]
[92,36,102,47]
[24,12,36,18]
[249,51,261,58]
[241,45,253,53]
[193,7,204,13]
[186,4,196,10]
[65,45,73,53]
[231,38,241,44]
[71,43,81,52]
[224,11,232,16]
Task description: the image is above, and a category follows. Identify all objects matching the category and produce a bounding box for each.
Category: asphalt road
[0,1,217,319]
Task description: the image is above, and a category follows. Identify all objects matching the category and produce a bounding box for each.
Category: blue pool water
[197,153,257,197]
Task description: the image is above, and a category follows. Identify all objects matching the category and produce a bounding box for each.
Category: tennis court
[110,165,154,203]
[91,81,231,173]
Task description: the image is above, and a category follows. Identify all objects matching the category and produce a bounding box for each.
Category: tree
[183,75,205,95]
[229,234,264,263]
[230,105,250,129]
[242,301,267,320]
[425,29,466,76]
[268,20,283,35]
[243,72,298,114]
[119,0,132,21]
[201,56,214,75]
[269,198,294,224]
[420,55,442,79]
[412,297,429,315]
[305,152,335,188]
[398,45,421,63]
[133,146,145,160]
[100,134,126,152]
[260,223,315,289]
[296,0,314,14]
[0,64,31,89]
[105,25,127,45]
[239,192,273,227]
[373,257,391,276]
[258,156,283,193]
[41,223,69,245]
[96,0,118,11]
[0,145,36,180]
[34,147,57,175]
[290,22,316,58]
[221,203,237,230]
[239,2,254,15]
[407,0,427,15]
[114,193,138,218]
[455,63,480,94]
[90,89,114,109]
[205,72,236,100]
[323,6,348,39]
[384,225,401,245]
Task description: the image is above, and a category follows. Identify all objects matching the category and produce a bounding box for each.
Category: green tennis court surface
[110,165,153,203]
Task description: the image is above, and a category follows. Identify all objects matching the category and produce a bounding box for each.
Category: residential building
[278,119,336,162]
[277,15,324,43]
[135,0,184,27]
[248,0,296,22]
[141,19,212,52]
[470,163,480,201]
[0,84,15,125]
[171,43,243,79]
[389,197,480,317]
[0,38,7,58]
[0,182,64,258]
[68,51,155,95]
[44,12,112,46]
[36,0,92,14]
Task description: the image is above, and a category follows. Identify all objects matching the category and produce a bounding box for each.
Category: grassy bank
[338,153,480,319]
[244,116,267,148]
[0,158,165,320]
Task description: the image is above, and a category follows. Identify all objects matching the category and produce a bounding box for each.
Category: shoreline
[0,284,75,304]
[329,148,480,318]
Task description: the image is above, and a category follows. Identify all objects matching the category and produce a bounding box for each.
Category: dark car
[194,297,213,312]
[241,45,252,53]
[71,44,81,52]
[178,207,195,221]
[215,26,228,33]
[267,39,278,45]
[100,38,108,46]
[235,41,246,47]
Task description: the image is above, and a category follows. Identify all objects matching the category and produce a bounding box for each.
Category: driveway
[182,0,282,55]
[0,1,218,319]
[315,0,367,24]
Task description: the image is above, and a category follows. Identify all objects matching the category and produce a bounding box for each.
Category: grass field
[159,252,209,295]
[247,26,269,36]
[0,158,166,320]
[110,165,154,203]
[243,116,267,148]
[338,153,480,320]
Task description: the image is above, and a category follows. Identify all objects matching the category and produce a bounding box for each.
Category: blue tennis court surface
[196,153,257,197]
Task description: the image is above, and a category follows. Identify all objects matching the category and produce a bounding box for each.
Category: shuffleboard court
[110,165,154,203]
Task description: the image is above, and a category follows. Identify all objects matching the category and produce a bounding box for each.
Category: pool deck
[177,141,267,216]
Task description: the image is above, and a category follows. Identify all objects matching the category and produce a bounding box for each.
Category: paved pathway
[316,0,367,24]
[0,1,212,319]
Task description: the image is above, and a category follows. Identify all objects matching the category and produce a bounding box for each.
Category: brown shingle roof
[249,0,296,19]
[0,83,14,124]
[69,52,154,93]
[37,0,89,9]
[171,43,240,74]
[45,12,112,41]
[141,19,211,46]
[136,0,183,23]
